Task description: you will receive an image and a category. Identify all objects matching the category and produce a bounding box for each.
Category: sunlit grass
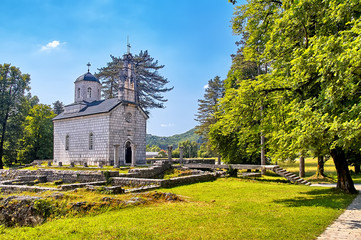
[1,178,355,240]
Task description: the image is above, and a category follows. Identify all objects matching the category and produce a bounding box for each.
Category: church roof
[53,98,149,120]
[75,71,100,83]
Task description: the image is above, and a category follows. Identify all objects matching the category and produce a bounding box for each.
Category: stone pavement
[314,184,361,240]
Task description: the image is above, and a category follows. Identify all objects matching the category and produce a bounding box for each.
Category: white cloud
[160,123,175,128]
[203,84,209,89]
[40,40,63,51]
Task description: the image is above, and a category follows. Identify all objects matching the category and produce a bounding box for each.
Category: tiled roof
[53,98,149,120]
[53,98,121,120]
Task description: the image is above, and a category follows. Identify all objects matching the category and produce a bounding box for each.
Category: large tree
[17,104,55,163]
[3,94,38,166]
[96,50,173,113]
[221,0,361,193]
[195,76,224,156]
[208,48,263,164]
[0,64,30,169]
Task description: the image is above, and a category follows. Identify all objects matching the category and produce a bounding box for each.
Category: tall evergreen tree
[96,50,173,113]
[0,64,30,169]
[195,76,224,156]
[52,100,64,115]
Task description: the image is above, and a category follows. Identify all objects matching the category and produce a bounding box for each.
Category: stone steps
[272,166,311,185]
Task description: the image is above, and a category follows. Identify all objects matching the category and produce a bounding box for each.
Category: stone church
[53,53,148,166]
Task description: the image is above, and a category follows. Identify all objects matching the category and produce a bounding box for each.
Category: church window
[89,133,93,150]
[65,135,69,150]
[77,88,80,98]
[87,87,92,98]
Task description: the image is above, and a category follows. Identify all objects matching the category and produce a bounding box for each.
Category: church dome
[75,71,100,83]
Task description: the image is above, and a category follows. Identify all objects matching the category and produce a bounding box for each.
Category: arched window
[65,135,69,150]
[87,87,92,98]
[77,88,80,98]
[89,133,93,150]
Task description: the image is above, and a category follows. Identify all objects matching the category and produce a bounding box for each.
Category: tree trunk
[299,156,305,178]
[330,147,357,194]
[316,156,326,177]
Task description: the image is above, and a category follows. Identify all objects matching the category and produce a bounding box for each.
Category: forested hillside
[146,128,202,150]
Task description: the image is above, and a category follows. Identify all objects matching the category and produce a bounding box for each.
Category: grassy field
[1,177,356,240]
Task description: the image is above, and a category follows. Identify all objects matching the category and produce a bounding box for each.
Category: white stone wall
[109,103,147,165]
[74,81,101,102]
[53,113,110,165]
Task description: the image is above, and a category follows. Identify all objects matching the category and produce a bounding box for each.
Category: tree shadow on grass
[273,188,357,209]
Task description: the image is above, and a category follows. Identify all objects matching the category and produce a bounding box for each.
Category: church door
[125,141,132,164]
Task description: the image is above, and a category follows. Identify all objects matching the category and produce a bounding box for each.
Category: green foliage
[146,144,160,152]
[146,128,202,150]
[52,100,64,115]
[178,140,199,158]
[102,171,112,185]
[195,76,224,156]
[0,64,31,168]
[34,199,54,219]
[17,104,56,164]
[214,0,361,193]
[226,165,238,177]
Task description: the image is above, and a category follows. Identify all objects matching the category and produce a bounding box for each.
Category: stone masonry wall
[109,103,147,165]
[120,161,171,178]
[53,113,110,165]
[0,169,119,183]
[112,173,217,188]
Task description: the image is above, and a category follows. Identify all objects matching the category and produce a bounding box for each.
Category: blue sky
[0,0,239,137]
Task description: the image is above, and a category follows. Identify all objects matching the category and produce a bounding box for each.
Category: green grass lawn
[1,178,356,240]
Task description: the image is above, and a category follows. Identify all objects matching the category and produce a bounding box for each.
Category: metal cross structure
[87,62,91,72]
[127,36,131,54]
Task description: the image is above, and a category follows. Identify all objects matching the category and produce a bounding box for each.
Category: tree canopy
[96,50,173,113]
[0,64,31,168]
[17,104,55,163]
[212,0,361,193]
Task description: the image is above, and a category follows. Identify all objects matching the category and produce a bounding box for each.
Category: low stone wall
[161,173,217,188]
[112,173,217,188]
[0,169,119,183]
[120,161,171,179]
[112,177,163,187]
[0,185,56,193]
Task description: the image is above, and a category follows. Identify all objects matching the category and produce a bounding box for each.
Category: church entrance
[125,141,132,164]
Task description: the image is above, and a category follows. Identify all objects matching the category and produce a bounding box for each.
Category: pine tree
[96,50,173,113]
[195,76,224,154]
[52,100,64,115]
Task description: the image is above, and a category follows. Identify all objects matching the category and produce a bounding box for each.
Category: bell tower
[118,39,138,104]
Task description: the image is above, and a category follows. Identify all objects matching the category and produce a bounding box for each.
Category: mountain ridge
[146,128,202,149]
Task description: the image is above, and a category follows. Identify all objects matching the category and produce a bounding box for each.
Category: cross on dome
[87,62,91,72]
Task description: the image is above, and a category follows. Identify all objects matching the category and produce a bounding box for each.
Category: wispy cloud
[160,123,175,128]
[40,40,64,51]
[204,84,209,89]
